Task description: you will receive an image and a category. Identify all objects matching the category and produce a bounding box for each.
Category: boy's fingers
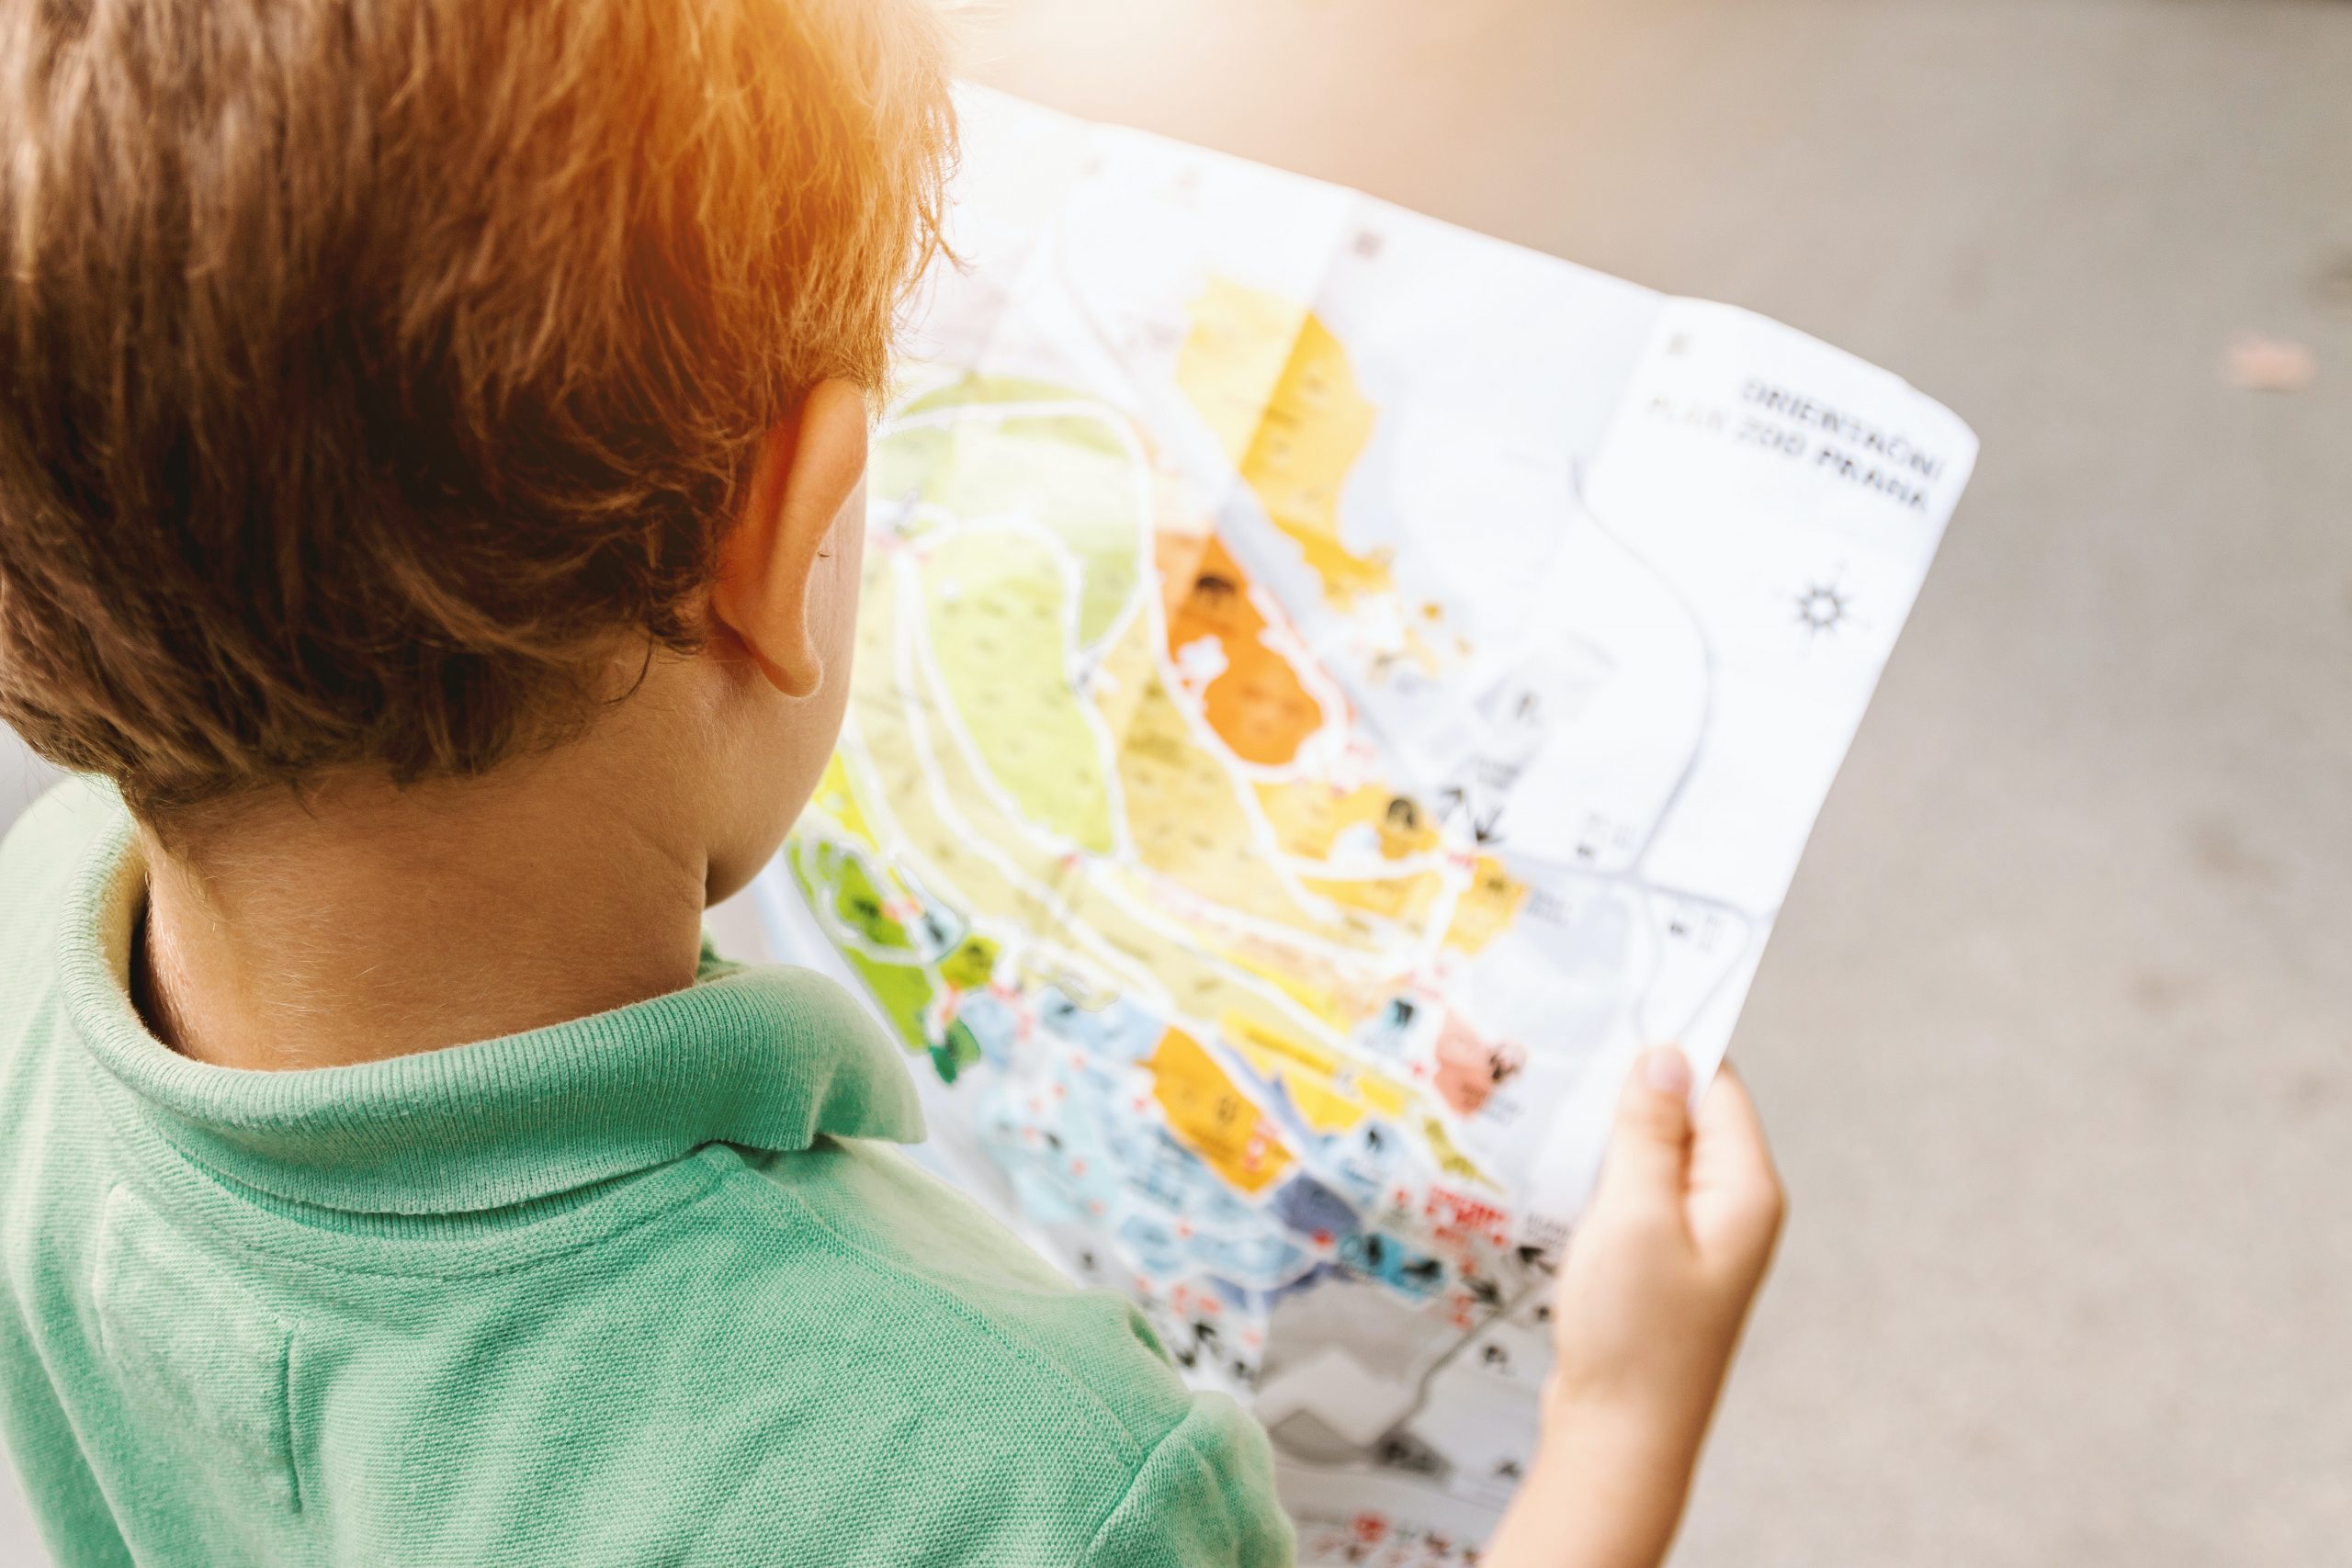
[1594,1045,1695,1211]
[1692,1062,1762,1146]
[1689,1064,1785,1249]
[1690,1065,1774,1185]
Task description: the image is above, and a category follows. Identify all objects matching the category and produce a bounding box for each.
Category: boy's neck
[135,743,713,1072]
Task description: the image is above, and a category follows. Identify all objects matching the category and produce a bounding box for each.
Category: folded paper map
[756,86,1977,1559]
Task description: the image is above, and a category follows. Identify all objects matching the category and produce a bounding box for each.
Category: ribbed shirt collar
[60,816,922,1215]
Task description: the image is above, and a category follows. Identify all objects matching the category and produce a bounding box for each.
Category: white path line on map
[871,556,1177,1011]
[1093,864,1416,979]
[1277,852,1453,883]
[1076,880,1390,1052]
[1064,863,1372,1057]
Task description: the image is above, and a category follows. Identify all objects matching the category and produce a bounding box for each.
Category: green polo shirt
[0,781,1293,1567]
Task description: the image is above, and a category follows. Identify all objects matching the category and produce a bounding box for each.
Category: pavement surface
[5,2,2348,1562]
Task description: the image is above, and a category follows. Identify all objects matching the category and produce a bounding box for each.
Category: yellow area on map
[1221,1014,1416,1138]
[1216,944,1355,1032]
[1421,1116,1496,1189]
[1443,855,1529,956]
[1302,871,1442,925]
[1255,780,1440,863]
[1148,1027,1294,1195]
[922,529,1114,854]
[1176,277,1391,608]
[842,551,1094,977]
[1113,659,1339,937]
[876,407,1142,649]
[809,755,878,851]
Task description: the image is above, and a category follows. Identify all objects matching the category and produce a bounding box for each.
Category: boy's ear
[712,379,868,698]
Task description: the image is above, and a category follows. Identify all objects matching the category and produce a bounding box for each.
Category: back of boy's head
[0,0,952,819]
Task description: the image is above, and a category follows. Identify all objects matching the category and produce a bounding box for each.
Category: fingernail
[1641,1045,1691,1098]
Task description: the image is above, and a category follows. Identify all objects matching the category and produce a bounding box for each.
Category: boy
[0,2,1781,1563]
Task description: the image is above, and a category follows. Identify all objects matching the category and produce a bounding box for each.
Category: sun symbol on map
[1792,580,1853,637]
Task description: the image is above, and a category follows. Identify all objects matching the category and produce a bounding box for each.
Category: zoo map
[757,89,1978,1560]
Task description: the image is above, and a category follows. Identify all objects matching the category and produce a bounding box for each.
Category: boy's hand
[1486,1048,1783,1568]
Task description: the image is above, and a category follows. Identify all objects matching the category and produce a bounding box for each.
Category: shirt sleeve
[1079,1393,1295,1568]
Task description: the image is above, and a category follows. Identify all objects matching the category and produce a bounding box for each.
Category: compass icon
[1793,580,1853,636]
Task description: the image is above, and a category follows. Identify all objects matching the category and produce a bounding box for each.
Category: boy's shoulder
[186,1122,1296,1566]
[560,1133,1295,1566]
[741,1132,1186,1439]
[216,1123,1298,1566]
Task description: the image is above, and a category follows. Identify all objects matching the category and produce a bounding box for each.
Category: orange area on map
[1164,535,1324,766]
[1148,1027,1294,1195]
[1177,277,1391,609]
[1442,855,1529,955]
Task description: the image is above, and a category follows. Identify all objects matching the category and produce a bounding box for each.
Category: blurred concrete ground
[6,0,2349,1562]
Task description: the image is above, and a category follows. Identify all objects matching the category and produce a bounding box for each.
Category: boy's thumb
[1597,1045,1695,1206]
